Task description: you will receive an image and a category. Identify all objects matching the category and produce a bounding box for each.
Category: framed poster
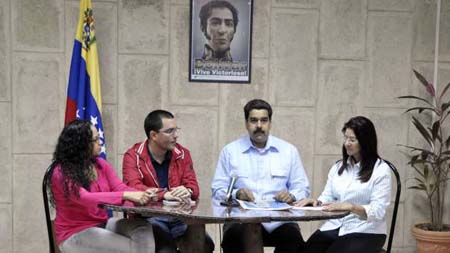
[189,0,253,83]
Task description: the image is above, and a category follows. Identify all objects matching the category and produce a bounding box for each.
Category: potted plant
[399,69,450,252]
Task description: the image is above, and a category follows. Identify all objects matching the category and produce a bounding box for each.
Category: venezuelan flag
[65,0,106,159]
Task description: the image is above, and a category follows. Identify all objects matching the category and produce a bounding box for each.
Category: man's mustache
[253,129,265,134]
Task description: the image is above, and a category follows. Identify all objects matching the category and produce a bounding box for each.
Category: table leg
[179,224,205,253]
[242,223,264,253]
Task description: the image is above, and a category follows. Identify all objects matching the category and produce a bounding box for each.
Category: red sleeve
[122,149,149,191]
[180,150,200,200]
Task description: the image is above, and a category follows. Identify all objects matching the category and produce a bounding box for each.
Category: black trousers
[304,228,386,253]
[153,224,215,253]
[222,223,305,253]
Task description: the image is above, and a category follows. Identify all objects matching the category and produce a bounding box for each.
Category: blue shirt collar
[241,135,279,153]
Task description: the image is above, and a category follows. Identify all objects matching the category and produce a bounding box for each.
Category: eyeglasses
[158,127,181,135]
[343,136,358,144]
[91,136,101,143]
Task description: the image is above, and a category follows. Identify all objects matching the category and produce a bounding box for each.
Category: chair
[380,160,401,253]
[42,161,59,253]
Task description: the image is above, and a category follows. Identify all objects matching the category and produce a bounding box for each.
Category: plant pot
[411,223,450,253]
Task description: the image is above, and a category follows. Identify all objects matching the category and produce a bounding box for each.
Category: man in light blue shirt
[211,99,310,253]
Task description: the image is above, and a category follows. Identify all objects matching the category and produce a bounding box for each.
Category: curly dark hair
[52,119,96,199]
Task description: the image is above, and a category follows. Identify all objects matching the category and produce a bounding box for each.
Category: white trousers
[60,217,155,253]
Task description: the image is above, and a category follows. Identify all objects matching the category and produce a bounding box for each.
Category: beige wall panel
[119,0,168,54]
[170,107,218,199]
[13,155,52,253]
[103,104,117,169]
[271,107,314,181]
[0,0,10,101]
[315,61,365,154]
[117,55,167,153]
[272,0,319,9]
[413,1,450,62]
[0,205,12,253]
[12,0,63,52]
[64,1,79,74]
[368,0,415,11]
[385,203,404,248]
[319,0,366,59]
[219,59,269,147]
[170,5,219,106]
[403,186,429,247]
[13,53,62,153]
[270,9,318,106]
[93,2,118,104]
[117,154,124,179]
[364,109,409,202]
[252,0,270,58]
[171,0,188,5]
[0,103,11,203]
[205,223,220,253]
[367,12,412,107]
[312,155,340,198]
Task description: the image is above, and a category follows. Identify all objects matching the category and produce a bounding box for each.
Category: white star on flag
[98,128,104,139]
[76,109,80,118]
[90,115,98,126]
[101,145,106,154]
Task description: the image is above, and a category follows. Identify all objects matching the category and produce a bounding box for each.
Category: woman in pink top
[49,120,156,253]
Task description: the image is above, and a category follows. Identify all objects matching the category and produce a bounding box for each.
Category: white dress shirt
[318,159,391,236]
[211,135,310,232]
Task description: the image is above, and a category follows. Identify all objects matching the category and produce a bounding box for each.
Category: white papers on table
[236,200,292,211]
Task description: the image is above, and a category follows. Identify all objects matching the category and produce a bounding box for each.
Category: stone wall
[1,0,449,252]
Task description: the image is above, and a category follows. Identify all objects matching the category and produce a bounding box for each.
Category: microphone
[220,174,240,207]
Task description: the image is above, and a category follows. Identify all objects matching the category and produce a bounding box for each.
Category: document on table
[236,200,292,211]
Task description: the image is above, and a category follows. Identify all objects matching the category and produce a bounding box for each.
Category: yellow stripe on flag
[75,0,102,113]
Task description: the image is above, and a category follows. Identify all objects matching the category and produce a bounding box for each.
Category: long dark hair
[338,116,380,182]
[52,120,96,198]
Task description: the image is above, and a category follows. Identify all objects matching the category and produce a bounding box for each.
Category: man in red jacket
[122,109,214,253]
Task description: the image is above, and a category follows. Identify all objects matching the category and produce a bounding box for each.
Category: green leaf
[413,177,425,184]
[442,102,450,113]
[398,95,433,106]
[413,69,430,87]
[431,120,440,142]
[405,107,437,114]
[399,144,436,157]
[408,186,426,191]
[424,165,429,179]
[439,82,450,101]
[412,116,433,147]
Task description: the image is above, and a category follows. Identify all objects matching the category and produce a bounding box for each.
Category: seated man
[123,110,214,253]
[211,99,311,253]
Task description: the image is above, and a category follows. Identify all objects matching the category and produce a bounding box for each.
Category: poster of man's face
[189,0,253,83]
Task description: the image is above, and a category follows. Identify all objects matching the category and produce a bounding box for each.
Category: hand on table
[123,191,153,205]
[273,190,295,203]
[322,202,354,212]
[293,198,321,207]
[164,188,191,204]
[236,188,255,202]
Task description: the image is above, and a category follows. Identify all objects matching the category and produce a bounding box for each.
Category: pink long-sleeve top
[51,158,136,244]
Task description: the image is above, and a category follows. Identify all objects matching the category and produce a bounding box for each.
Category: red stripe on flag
[65,98,77,125]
